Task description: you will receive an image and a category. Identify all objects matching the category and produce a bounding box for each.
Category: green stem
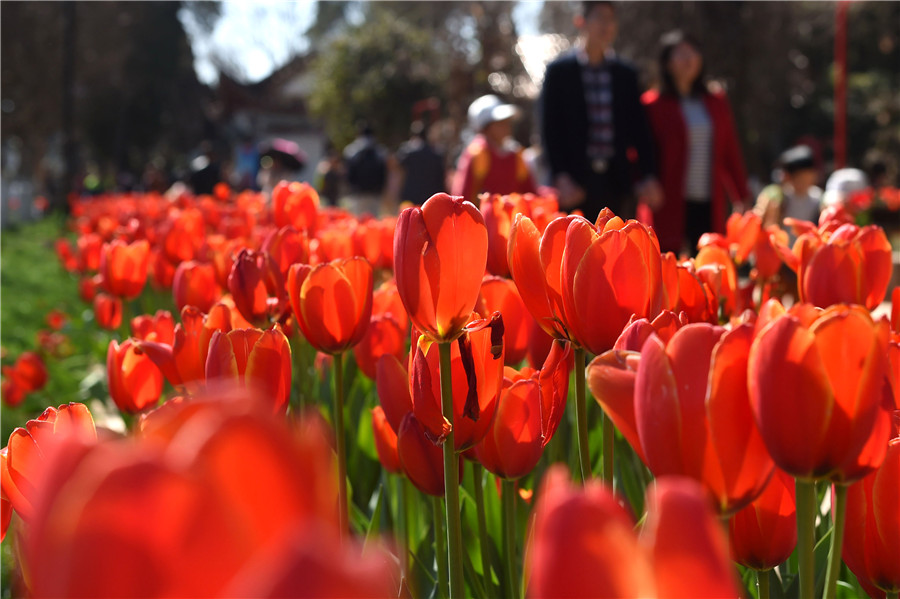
[796,479,817,599]
[602,411,614,487]
[396,474,409,581]
[823,484,848,599]
[502,479,519,599]
[433,495,449,599]
[757,569,770,599]
[439,341,464,597]
[333,352,348,537]
[573,346,591,483]
[472,463,494,593]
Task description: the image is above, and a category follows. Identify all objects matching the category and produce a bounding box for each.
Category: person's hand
[555,174,585,210]
[636,178,663,211]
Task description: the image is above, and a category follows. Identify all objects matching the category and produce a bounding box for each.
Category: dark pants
[684,200,712,255]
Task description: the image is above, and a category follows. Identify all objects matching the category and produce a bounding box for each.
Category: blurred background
[1,1,898,221]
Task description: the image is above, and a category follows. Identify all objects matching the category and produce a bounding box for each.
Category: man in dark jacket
[540,1,661,223]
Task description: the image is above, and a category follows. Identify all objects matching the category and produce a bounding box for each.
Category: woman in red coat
[641,30,749,255]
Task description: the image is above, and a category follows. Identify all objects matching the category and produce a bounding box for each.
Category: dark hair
[581,1,614,18]
[658,30,708,97]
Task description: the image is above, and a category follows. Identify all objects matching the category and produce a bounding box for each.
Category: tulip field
[1,183,898,599]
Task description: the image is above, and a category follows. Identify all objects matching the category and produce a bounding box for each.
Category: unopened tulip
[397,412,454,497]
[749,303,892,483]
[93,293,123,330]
[371,406,401,474]
[227,249,285,326]
[394,193,488,343]
[100,239,150,299]
[288,257,373,354]
[107,339,164,414]
[261,225,310,281]
[729,468,797,570]
[173,261,220,313]
[205,327,292,414]
[842,440,900,596]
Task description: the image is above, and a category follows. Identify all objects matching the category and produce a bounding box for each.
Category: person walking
[641,30,749,254]
[343,122,389,216]
[540,1,660,223]
[396,121,446,205]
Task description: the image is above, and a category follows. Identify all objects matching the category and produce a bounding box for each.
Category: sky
[180,1,544,86]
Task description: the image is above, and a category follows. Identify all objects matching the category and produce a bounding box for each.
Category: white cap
[468,95,519,132]
[822,168,869,207]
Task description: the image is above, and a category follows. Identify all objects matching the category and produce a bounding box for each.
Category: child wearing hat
[755,144,822,236]
[451,95,536,204]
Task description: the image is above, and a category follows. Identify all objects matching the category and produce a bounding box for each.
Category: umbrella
[259,138,307,171]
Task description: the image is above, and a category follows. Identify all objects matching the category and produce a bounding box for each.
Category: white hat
[468,95,519,132]
[822,168,868,207]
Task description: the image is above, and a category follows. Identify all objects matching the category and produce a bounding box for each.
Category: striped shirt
[681,96,712,201]
[578,55,615,163]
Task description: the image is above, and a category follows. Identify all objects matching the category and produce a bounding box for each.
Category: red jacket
[641,88,748,253]
[451,135,535,203]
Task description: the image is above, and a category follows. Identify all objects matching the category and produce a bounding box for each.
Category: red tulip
[694,244,738,318]
[749,303,892,483]
[107,338,164,413]
[227,248,286,326]
[130,310,175,344]
[481,193,528,277]
[373,279,409,332]
[478,275,535,365]
[785,224,893,310]
[527,467,740,598]
[371,406,402,474]
[55,239,78,272]
[76,233,103,272]
[375,354,414,438]
[1,403,96,522]
[205,327,292,414]
[93,293,123,330]
[474,341,572,479]
[525,316,554,370]
[150,248,177,290]
[99,239,150,299]
[394,193,488,343]
[842,440,900,596]
[288,257,373,354]
[25,397,394,598]
[261,225,310,281]
[139,304,233,391]
[352,216,394,270]
[660,253,717,324]
[728,468,797,570]
[173,261,220,313]
[634,323,774,514]
[509,209,663,353]
[273,181,320,234]
[353,314,405,381]
[162,207,205,263]
[726,211,761,264]
[410,314,504,451]
[2,352,48,397]
[78,274,101,303]
[397,412,455,497]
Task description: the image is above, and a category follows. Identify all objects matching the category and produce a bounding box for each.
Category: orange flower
[410,315,504,451]
[842,440,900,597]
[634,323,774,514]
[659,252,717,324]
[353,314,405,381]
[474,341,571,479]
[273,181,320,234]
[397,412,454,497]
[372,279,409,332]
[173,261,220,313]
[99,239,150,299]
[749,304,892,483]
[261,225,310,281]
[371,406,401,474]
[107,339,164,414]
[477,275,535,365]
[394,193,488,343]
[1,403,96,524]
[76,233,103,272]
[728,468,797,570]
[150,248,177,290]
[205,327,292,414]
[2,352,48,397]
[288,257,373,354]
[130,310,175,344]
[527,467,740,598]
[93,293,123,330]
[508,209,663,353]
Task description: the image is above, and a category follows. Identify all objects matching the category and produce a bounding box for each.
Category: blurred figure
[642,30,749,255]
[343,122,388,216]
[822,167,869,209]
[755,145,822,234]
[314,141,344,207]
[523,132,551,188]
[232,134,260,191]
[451,94,535,203]
[396,121,446,205]
[540,1,659,223]
[189,141,222,196]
